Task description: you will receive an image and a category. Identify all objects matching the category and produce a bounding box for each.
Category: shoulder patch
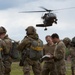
[0,48,3,51]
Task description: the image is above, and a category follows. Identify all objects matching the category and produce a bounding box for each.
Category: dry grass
[11,61,72,75]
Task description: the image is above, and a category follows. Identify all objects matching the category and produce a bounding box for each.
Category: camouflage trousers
[71,58,75,75]
[71,58,75,68]
[23,58,41,75]
[0,59,5,75]
[55,60,66,75]
[3,56,12,75]
[42,62,57,75]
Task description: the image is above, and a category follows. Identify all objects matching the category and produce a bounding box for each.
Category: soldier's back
[0,39,6,75]
[3,36,12,54]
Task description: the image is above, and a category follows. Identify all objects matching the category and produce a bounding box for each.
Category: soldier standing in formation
[69,37,75,75]
[3,35,12,75]
[0,26,12,75]
[0,26,70,75]
[18,26,43,75]
[51,33,66,75]
[63,37,75,75]
[0,26,8,75]
[42,35,57,75]
[63,37,71,60]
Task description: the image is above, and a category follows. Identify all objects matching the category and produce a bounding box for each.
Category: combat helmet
[25,26,36,35]
[71,37,75,45]
[0,26,7,34]
[63,37,71,47]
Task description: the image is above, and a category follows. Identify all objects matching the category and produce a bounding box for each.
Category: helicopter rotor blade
[40,6,49,11]
[40,6,53,12]
[19,10,46,13]
[54,7,75,11]
[19,6,75,13]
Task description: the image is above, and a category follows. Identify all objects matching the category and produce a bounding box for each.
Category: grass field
[10,61,72,75]
[10,62,33,75]
[10,62,23,75]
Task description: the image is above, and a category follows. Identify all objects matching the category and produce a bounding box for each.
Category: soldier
[63,37,71,60]
[42,35,57,75]
[63,37,71,48]
[0,26,12,75]
[18,26,43,75]
[51,33,66,75]
[0,26,8,75]
[69,37,75,75]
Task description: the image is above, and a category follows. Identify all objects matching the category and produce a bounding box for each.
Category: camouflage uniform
[54,41,66,75]
[69,37,75,75]
[0,26,9,75]
[70,47,75,68]
[18,26,43,75]
[0,39,6,75]
[0,26,12,75]
[70,47,75,75]
[63,37,71,48]
[63,37,71,60]
[3,35,12,75]
[42,44,57,75]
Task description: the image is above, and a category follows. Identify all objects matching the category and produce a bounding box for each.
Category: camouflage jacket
[54,41,66,61]
[70,47,75,59]
[0,39,8,58]
[18,36,31,51]
[43,44,56,62]
[3,35,12,54]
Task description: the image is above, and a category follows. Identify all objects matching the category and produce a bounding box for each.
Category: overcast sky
[0,0,75,43]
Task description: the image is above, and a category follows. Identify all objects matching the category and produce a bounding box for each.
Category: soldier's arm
[1,40,8,54]
[7,39,12,50]
[54,44,66,60]
[43,45,46,55]
[18,39,31,51]
[4,38,12,51]
[69,47,75,58]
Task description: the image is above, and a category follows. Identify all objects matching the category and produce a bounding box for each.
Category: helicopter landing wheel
[44,27,47,30]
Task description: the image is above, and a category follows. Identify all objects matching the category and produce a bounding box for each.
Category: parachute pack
[10,41,20,59]
[28,37,43,60]
[19,37,43,66]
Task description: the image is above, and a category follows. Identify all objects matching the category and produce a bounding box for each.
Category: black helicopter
[19,6,75,30]
[36,7,58,30]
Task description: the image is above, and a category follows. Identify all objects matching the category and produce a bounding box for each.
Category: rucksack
[4,38,12,54]
[19,37,43,66]
[10,41,20,59]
